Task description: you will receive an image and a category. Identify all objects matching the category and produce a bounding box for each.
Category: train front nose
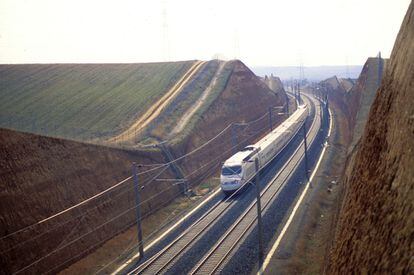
[220,176,242,193]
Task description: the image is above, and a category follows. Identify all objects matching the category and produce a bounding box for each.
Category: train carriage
[220,104,308,194]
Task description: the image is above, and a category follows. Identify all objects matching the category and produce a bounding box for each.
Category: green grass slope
[0,61,195,141]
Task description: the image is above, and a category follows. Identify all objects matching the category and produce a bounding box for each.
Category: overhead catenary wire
[13,190,172,275]
[1,123,246,250]
[42,219,138,275]
[42,101,310,275]
[127,96,314,275]
[6,109,293,275]
[11,118,276,275]
[1,108,276,243]
[2,122,251,253]
[0,166,171,255]
[92,122,278,274]
[0,176,132,242]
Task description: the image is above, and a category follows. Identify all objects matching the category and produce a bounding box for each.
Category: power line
[0,176,131,242]
[2,118,251,250]
[2,108,282,275]
[11,119,275,274]
[94,122,277,273]
[0,166,170,255]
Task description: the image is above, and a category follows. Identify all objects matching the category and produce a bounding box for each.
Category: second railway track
[190,96,321,274]
[128,94,321,275]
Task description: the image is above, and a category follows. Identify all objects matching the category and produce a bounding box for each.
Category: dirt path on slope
[108,60,206,143]
[168,61,227,138]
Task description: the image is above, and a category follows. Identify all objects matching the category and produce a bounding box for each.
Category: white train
[220,104,308,195]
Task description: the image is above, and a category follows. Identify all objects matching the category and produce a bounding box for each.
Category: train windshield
[221,165,242,176]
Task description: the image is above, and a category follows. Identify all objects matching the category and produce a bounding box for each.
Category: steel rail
[128,98,316,275]
[189,94,320,274]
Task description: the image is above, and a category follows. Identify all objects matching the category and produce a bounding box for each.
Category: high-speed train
[220,104,308,194]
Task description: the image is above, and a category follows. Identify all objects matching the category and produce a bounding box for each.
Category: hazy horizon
[0,0,411,66]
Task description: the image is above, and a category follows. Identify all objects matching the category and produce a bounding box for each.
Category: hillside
[346,57,388,149]
[263,74,285,93]
[135,60,234,145]
[0,60,285,274]
[0,128,173,274]
[318,58,386,146]
[0,60,270,149]
[0,61,195,141]
[252,65,363,81]
[328,2,414,273]
[319,76,353,142]
[109,60,281,147]
[159,59,286,189]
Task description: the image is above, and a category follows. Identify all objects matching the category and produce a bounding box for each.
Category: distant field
[0,61,195,141]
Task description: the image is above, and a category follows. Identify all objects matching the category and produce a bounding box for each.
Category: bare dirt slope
[320,57,387,146]
[346,57,387,149]
[328,2,414,273]
[264,74,285,93]
[319,76,353,144]
[164,59,286,185]
[0,128,172,274]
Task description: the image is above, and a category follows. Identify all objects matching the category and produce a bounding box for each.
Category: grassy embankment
[0,62,194,142]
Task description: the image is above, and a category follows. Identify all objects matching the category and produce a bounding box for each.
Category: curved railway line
[126,93,323,275]
[190,96,321,274]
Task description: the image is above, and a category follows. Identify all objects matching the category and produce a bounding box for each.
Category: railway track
[131,196,235,274]
[189,95,321,274]
[128,94,320,275]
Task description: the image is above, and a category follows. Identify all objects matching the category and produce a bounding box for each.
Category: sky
[0,0,411,66]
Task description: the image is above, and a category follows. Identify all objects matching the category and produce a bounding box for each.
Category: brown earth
[264,87,349,274]
[320,57,387,148]
[328,1,414,273]
[319,76,353,144]
[264,74,285,93]
[61,60,287,274]
[346,57,387,149]
[166,60,286,184]
[0,60,285,274]
[0,128,175,275]
[270,42,389,275]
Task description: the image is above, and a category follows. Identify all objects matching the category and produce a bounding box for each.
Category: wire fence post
[268,107,273,131]
[302,117,310,186]
[254,158,264,265]
[132,162,144,261]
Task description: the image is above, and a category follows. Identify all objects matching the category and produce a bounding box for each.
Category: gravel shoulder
[263,103,348,274]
